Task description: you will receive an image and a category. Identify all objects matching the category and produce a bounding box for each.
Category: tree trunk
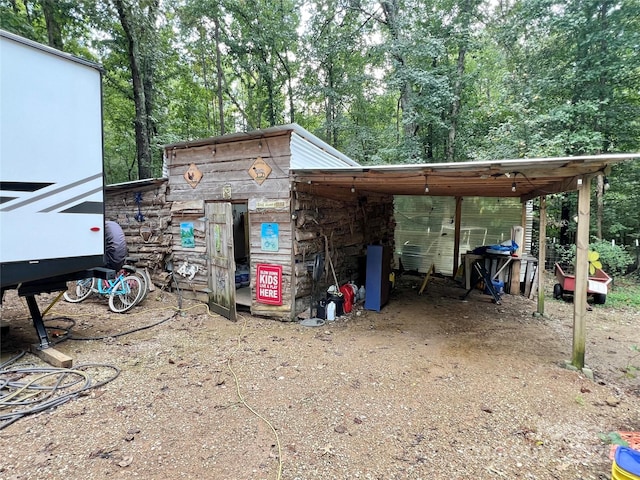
[142,1,158,169]
[380,0,416,142]
[113,0,153,180]
[214,17,225,135]
[447,46,466,162]
[447,0,472,163]
[40,0,64,50]
[197,25,212,133]
[596,173,604,240]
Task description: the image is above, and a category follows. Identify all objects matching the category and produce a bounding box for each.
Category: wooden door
[206,202,236,321]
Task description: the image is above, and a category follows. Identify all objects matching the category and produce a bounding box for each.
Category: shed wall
[166,132,296,316]
[105,181,172,287]
[167,134,291,202]
[292,186,395,315]
[165,129,395,321]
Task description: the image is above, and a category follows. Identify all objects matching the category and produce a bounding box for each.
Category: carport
[292,153,640,369]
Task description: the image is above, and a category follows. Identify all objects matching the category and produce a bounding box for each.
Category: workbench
[462,252,538,295]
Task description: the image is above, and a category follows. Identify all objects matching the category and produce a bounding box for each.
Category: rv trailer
[0,30,111,360]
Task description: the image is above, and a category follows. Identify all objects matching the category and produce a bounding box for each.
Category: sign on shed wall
[256,264,282,305]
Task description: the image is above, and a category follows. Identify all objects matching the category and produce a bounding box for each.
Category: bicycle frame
[94,273,129,297]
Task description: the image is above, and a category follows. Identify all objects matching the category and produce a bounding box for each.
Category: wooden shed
[105,178,173,287]
[164,124,394,321]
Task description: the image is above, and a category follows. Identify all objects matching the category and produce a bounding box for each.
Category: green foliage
[605,161,640,244]
[607,281,640,309]
[3,0,639,227]
[550,239,634,278]
[589,240,635,277]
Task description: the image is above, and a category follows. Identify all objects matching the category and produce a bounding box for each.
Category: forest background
[2,0,639,257]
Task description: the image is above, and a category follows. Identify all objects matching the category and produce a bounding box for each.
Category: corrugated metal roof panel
[106,178,167,191]
[290,131,360,169]
[163,123,360,170]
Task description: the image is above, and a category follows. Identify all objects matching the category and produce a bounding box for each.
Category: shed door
[206,202,236,321]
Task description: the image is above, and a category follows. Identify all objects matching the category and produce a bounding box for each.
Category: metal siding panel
[394,197,524,276]
[290,132,356,169]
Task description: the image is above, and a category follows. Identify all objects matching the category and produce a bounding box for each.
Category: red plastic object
[339,284,354,314]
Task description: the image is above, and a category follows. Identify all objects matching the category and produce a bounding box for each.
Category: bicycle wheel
[132,269,150,304]
[63,278,96,303]
[108,275,143,313]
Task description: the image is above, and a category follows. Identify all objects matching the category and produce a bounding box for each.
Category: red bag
[339,284,354,313]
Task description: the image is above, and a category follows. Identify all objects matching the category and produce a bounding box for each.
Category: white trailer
[0,30,109,356]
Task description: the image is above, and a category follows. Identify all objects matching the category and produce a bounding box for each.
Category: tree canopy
[2,0,639,244]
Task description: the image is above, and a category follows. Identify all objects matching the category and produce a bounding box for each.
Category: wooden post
[509,201,528,294]
[573,177,591,369]
[509,260,521,295]
[453,196,463,278]
[537,196,547,314]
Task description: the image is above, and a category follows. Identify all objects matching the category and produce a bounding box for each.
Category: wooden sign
[248,157,272,185]
[184,163,203,188]
[256,264,282,305]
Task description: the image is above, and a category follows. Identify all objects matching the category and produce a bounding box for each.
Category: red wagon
[553,262,612,305]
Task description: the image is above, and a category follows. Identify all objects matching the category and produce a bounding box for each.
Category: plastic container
[326,301,336,321]
[484,280,504,295]
[348,282,358,300]
[316,299,327,320]
[358,285,366,302]
[339,284,354,313]
[612,447,640,480]
[235,264,250,288]
[327,293,344,316]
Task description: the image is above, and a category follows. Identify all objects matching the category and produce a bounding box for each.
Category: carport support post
[537,196,546,315]
[453,196,463,277]
[572,176,591,370]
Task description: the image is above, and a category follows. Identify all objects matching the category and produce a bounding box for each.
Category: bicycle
[63,266,144,313]
[123,257,152,303]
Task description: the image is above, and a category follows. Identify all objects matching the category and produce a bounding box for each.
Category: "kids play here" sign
[256,264,282,305]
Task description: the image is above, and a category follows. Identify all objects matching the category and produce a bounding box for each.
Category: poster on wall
[180,222,195,248]
[260,223,279,251]
[256,264,282,305]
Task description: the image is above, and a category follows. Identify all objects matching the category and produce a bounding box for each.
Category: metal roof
[163,123,360,169]
[0,29,103,71]
[106,178,166,191]
[293,154,640,201]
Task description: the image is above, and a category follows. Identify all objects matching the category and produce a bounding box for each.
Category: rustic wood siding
[166,133,296,315]
[164,130,394,321]
[169,200,208,299]
[292,186,395,315]
[167,134,292,203]
[105,181,172,287]
[248,200,293,319]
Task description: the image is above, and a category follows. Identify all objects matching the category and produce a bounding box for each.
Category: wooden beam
[521,177,579,202]
[30,345,72,368]
[537,196,546,314]
[453,197,463,277]
[572,176,591,369]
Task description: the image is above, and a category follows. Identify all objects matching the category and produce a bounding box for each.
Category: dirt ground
[1,274,639,480]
